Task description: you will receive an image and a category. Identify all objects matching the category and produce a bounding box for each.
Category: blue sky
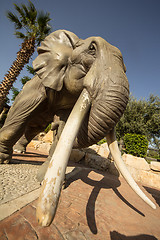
[0,0,160,105]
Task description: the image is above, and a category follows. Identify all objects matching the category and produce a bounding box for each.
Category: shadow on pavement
[110,231,158,240]
[10,150,47,165]
[65,167,145,234]
[144,186,160,207]
[10,159,44,165]
[13,151,48,158]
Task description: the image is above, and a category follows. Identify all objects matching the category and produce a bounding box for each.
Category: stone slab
[122,154,150,171]
[150,161,160,172]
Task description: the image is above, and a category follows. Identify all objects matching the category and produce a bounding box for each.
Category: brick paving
[0,148,160,239]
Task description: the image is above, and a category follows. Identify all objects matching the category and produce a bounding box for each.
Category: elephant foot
[13,142,26,154]
[0,152,12,164]
[37,159,50,182]
[0,144,12,164]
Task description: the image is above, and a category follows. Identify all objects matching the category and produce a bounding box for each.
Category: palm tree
[11,65,35,101]
[0,0,51,111]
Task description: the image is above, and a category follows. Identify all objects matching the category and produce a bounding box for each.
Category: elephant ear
[33,30,79,91]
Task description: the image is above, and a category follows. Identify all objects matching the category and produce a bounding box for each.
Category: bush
[45,123,51,133]
[97,138,106,145]
[124,133,148,157]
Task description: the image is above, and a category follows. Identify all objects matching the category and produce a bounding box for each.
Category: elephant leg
[0,77,47,163]
[13,88,58,154]
[13,135,29,154]
[13,124,48,153]
[37,110,70,182]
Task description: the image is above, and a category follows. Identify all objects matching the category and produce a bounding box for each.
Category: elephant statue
[0,30,156,226]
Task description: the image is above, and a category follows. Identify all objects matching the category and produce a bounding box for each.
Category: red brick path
[0,148,160,239]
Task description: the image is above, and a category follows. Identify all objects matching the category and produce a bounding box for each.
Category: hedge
[124,133,148,157]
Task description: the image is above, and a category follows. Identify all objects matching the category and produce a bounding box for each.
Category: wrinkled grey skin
[0,30,129,181]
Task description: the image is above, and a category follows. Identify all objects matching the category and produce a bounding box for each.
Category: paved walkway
[0,147,160,240]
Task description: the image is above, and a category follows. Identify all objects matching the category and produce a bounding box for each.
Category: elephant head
[36,30,156,226]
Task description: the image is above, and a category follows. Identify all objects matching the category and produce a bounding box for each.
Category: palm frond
[28,0,36,13]
[36,12,51,43]
[7,1,51,44]
[13,3,22,15]
[21,76,31,85]
[14,3,27,26]
[43,24,52,34]
[26,65,35,75]
[29,10,37,25]
[14,31,26,39]
[6,11,22,29]
[11,86,20,101]
[21,4,30,19]
[37,11,51,28]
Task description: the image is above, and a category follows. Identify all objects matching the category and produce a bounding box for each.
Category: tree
[0,0,51,111]
[11,65,35,101]
[116,95,160,151]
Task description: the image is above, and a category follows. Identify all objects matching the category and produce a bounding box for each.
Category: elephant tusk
[106,129,156,210]
[36,88,91,226]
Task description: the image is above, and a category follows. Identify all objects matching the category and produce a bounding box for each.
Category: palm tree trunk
[0,37,35,112]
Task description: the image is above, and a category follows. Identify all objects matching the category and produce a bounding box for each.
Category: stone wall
[28,131,160,190]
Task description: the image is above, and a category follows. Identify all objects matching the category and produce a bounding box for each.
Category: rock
[42,130,53,143]
[36,142,51,154]
[85,153,110,171]
[84,143,111,159]
[97,142,110,158]
[37,132,46,141]
[140,170,160,190]
[69,149,85,163]
[150,161,160,172]
[28,141,51,154]
[122,154,150,171]
[28,140,40,149]
[87,144,100,154]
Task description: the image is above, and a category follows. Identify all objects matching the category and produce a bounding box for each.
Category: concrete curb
[0,188,41,221]
[0,166,78,221]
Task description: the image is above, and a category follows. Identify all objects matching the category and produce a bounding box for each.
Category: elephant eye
[88,42,96,54]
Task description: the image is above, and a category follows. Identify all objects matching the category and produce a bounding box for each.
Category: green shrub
[45,123,51,133]
[124,133,148,157]
[97,138,106,145]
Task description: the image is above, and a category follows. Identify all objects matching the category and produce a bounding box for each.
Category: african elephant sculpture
[0,30,156,226]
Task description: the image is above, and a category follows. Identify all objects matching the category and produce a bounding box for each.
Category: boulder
[36,132,46,141]
[122,154,150,171]
[140,170,160,190]
[87,144,100,154]
[85,153,110,171]
[36,142,51,154]
[28,140,51,154]
[28,140,40,149]
[97,142,110,158]
[69,149,85,163]
[42,130,53,143]
[150,161,160,172]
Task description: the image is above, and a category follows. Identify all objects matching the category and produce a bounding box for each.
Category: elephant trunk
[36,89,91,226]
[75,69,130,148]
